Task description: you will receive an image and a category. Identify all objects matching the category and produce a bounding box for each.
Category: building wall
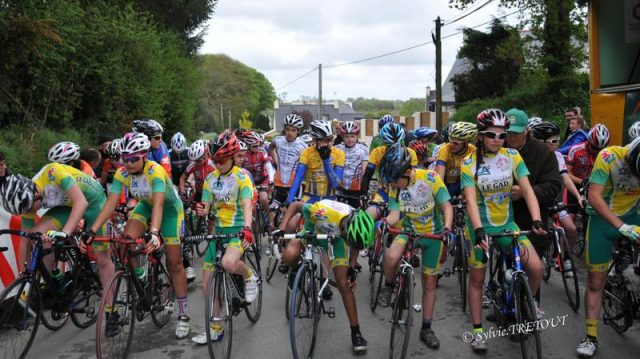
[357,111,452,146]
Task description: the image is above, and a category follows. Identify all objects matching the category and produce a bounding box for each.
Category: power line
[444,0,496,26]
[275,66,317,91]
[324,41,433,69]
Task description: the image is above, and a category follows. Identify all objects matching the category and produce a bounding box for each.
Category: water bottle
[106,221,113,236]
[52,268,64,292]
[503,268,513,292]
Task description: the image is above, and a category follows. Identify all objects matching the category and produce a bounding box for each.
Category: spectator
[558,116,589,155]
[80,147,102,171]
[94,135,111,175]
[0,151,10,185]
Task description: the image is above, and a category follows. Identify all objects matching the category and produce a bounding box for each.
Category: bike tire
[389,269,413,359]
[205,271,233,359]
[542,243,553,282]
[69,267,102,329]
[195,216,209,257]
[266,254,278,283]
[150,255,175,328]
[602,276,632,333]
[558,231,580,312]
[96,270,136,359]
[0,276,41,359]
[289,262,319,359]
[244,244,263,323]
[513,272,542,359]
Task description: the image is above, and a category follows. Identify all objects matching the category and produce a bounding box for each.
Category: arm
[567,163,583,185]
[242,197,253,226]
[441,201,453,230]
[179,172,188,193]
[265,160,275,183]
[385,209,401,227]
[588,183,624,229]
[562,173,582,204]
[62,185,89,235]
[360,163,376,194]
[324,159,343,190]
[435,164,446,181]
[149,191,165,235]
[90,192,120,233]
[286,164,307,203]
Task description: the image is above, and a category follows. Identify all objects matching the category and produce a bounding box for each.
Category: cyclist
[434,121,477,197]
[335,121,368,208]
[409,141,429,168]
[281,198,375,353]
[179,140,214,201]
[369,114,395,152]
[629,120,640,142]
[566,124,610,222]
[170,132,189,186]
[48,141,95,177]
[192,131,258,344]
[237,130,275,224]
[376,143,453,350]
[575,137,640,357]
[460,109,546,354]
[268,113,308,232]
[429,122,454,171]
[414,127,438,166]
[133,118,172,176]
[86,132,191,339]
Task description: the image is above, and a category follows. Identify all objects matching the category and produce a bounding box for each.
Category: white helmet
[107,138,122,157]
[48,142,80,164]
[527,116,543,129]
[299,134,314,143]
[284,114,304,129]
[309,120,333,139]
[629,121,640,141]
[188,139,207,161]
[0,174,36,215]
[238,141,248,151]
[587,124,610,149]
[171,132,187,153]
[121,132,150,155]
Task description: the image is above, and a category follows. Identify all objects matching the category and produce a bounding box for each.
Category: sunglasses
[122,155,144,164]
[544,138,560,144]
[152,136,162,140]
[450,140,465,146]
[481,131,507,140]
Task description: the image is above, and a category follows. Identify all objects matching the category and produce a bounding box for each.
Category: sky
[200,0,524,101]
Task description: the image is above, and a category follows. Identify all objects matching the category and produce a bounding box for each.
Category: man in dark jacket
[506,108,562,313]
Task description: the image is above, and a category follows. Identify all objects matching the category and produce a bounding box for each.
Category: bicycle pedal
[443,268,452,277]
[326,307,336,318]
[413,303,422,312]
[165,302,174,314]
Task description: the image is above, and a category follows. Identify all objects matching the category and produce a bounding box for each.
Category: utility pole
[432,17,443,131]
[318,63,323,122]
[220,104,223,128]
[228,110,231,129]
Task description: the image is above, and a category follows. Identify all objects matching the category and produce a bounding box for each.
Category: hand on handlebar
[532,220,547,235]
[195,202,206,216]
[78,230,95,253]
[242,226,253,249]
[144,232,162,254]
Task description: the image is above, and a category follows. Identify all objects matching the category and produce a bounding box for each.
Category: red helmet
[209,130,240,160]
[477,109,510,131]
[339,121,360,135]
[408,140,428,160]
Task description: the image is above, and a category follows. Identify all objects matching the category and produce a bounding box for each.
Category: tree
[238,110,253,129]
[399,98,426,116]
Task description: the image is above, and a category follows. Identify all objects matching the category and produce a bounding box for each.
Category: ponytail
[474,137,483,182]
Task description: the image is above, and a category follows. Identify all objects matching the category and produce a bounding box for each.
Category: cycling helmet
[477,109,510,131]
[107,138,122,157]
[238,141,248,151]
[171,132,187,153]
[283,114,304,129]
[344,210,375,250]
[339,121,360,135]
[587,124,610,149]
[379,123,405,144]
[243,131,263,147]
[48,142,80,164]
[121,132,150,155]
[527,116,544,129]
[132,119,164,136]
[629,121,640,141]
[627,137,640,178]
[299,132,314,143]
[309,120,333,139]
[0,174,36,215]
[529,121,561,141]
[188,139,207,161]
[379,142,412,184]
[414,127,438,139]
[449,122,478,142]
[408,141,428,160]
[378,114,395,129]
[209,130,240,160]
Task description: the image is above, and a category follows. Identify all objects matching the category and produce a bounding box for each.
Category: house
[273,99,364,131]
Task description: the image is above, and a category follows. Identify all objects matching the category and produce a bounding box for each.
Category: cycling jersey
[566,141,597,181]
[202,165,254,230]
[335,142,369,191]
[555,151,568,174]
[460,147,530,227]
[368,145,418,169]
[170,150,189,185]
[183,161,215,194]
[369,134,384,153]
[33,163,105,209]
[79,160,95,178]
[148,141,172,177]
[428,143,445,170]
[435,143,476,196]
[588,145,640,217]
[242,149,274,185]
[286,146,345,203]
[301,199,351,267]
[271,136,308,187]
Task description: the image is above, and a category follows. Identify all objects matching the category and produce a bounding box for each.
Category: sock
[586,319,598,339]
[350,324,361,336]
[244,268,254,280]
[177,296,188,316]
[422,318,432,331]
[384,279,394,287]
[104,304,114,313]
[473,323,483,335]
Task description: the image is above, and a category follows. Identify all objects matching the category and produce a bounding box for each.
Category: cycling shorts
[465,221,533,269]
[41,201,109,251]
[586,212,640,272]
[393,234,444,275]
[271,186,290,206]
[129,201,184,246]
[293,235,349,268]
[202,226,244,272]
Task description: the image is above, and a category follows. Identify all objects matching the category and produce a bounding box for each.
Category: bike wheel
[265,252,278,283]
[205,271,233,359]
[244,244,263,323]
[456,235,468,312]
[70,268,102,329]
[573,213,587,258]
[513,273,542,359]
[602,276,632,333]
[369,238,385,312]
[0,277,41,359]
[573,239,585,258]
[289,262,319,359]
[558,232,580,312]
[96,271,136,359]
[195,216,209,257]
[150,255,175,328]
[38,271,69,331]
[252,213,263,256]
[389,269,413,359]
[542,244,553,282]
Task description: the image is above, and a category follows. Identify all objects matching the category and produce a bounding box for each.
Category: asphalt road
[22,242,640,359]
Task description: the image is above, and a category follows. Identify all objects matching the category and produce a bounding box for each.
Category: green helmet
[344,210,375,249]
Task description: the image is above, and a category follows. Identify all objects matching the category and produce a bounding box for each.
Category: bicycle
[183,231,262,359]
[0,230,102,359]
[182,183,209,257]
[483,229,542,359]
[95,233,175,359]
[253,184,272,256]
[449,195,471,313]
[265,202,286,283]
[542,203,580,312]
[276,231,337,359]
[385,227,442,359]
[573,180,589,258]
[602,236,640,333]
[367,200,389,313]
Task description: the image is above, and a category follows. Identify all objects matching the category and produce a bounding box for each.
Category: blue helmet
[378,114,395,129]
[414,126,438,139]
[379,123,405,144]
[379,143,412,184]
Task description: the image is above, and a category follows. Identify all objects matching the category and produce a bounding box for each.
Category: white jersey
[554,151,568,174]
[428,143,445,171]
[335,142,369,191]
[271,136,308,187]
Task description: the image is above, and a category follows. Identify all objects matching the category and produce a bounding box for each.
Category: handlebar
[386,226,443,240]
[0,229,43,240]
[271,230,336,242]
[183,232,244,245]
[480,229,533,263]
